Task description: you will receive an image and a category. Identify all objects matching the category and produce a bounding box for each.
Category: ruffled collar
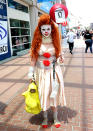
[42,35,52,44]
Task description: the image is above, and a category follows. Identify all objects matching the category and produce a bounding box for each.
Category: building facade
[8,0,31,56]
[0,0,41,60]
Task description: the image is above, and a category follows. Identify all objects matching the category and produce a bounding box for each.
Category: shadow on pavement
[0,101,7,114]
[29,106,77,126]
[0,122,31,131]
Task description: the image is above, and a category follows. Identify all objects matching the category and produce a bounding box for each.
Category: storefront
[0,0,33,61]
[8,0,31,56]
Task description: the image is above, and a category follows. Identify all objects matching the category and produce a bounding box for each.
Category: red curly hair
[30,14,61,60]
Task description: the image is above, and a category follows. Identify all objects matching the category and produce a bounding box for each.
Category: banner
[37,0,55,3]
[0,0,7,18]
[0,20,8,55]
[62,26,66,37]
[0,0,11,60]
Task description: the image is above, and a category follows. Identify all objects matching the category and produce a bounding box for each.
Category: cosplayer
[28,14,66,128]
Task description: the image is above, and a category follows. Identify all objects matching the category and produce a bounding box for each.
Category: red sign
[49,3,68,24]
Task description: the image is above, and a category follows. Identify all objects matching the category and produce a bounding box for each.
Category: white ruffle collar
[42,35,52,44]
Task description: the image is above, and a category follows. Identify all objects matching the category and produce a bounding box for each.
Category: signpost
[0,0,11,61]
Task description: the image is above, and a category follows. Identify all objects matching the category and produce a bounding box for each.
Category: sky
[66,0,93,27]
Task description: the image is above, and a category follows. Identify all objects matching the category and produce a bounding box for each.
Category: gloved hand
[28,67,35,82]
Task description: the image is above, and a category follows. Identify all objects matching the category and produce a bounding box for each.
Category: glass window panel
[10,18,31,55]
[21,29,30,35]
[10,19,20,27]
[20,21,30,28]
[11,28,21,36]
[8,0,28,13]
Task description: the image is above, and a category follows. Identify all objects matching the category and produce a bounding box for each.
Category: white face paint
[41,25,51,38]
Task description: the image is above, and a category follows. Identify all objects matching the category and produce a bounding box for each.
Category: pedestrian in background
[67,29,76,54]
[76,31,80,39]
[89,29,93,45]
[84,30,92,53]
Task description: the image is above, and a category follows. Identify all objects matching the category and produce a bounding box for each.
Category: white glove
[28,67,35,80]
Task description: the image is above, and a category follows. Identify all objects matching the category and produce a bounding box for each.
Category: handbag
[22,81,41,114]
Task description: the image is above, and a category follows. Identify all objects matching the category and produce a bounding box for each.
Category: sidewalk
[0,47,93,131]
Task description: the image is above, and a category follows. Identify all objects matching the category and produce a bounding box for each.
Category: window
[10,19,31,55]
[8,0,28,13]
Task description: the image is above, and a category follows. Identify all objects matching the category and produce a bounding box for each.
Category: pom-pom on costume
[28,14,66,128]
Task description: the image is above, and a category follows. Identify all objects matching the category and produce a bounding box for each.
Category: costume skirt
[35,65,66,111]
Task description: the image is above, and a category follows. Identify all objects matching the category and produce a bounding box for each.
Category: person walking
[28,14,66,128]
[67,29,76,54]
[84,30,92,53]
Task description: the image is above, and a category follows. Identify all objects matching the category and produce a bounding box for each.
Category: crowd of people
[66,28,93,54]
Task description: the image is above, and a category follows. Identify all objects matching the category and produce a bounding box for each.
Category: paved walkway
[0,45,93,131]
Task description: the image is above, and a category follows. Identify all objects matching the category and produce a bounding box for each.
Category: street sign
[55,8,65,23]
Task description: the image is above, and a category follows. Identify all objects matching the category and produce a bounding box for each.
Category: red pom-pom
[43,60,50,66]
[43,52,51,58]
